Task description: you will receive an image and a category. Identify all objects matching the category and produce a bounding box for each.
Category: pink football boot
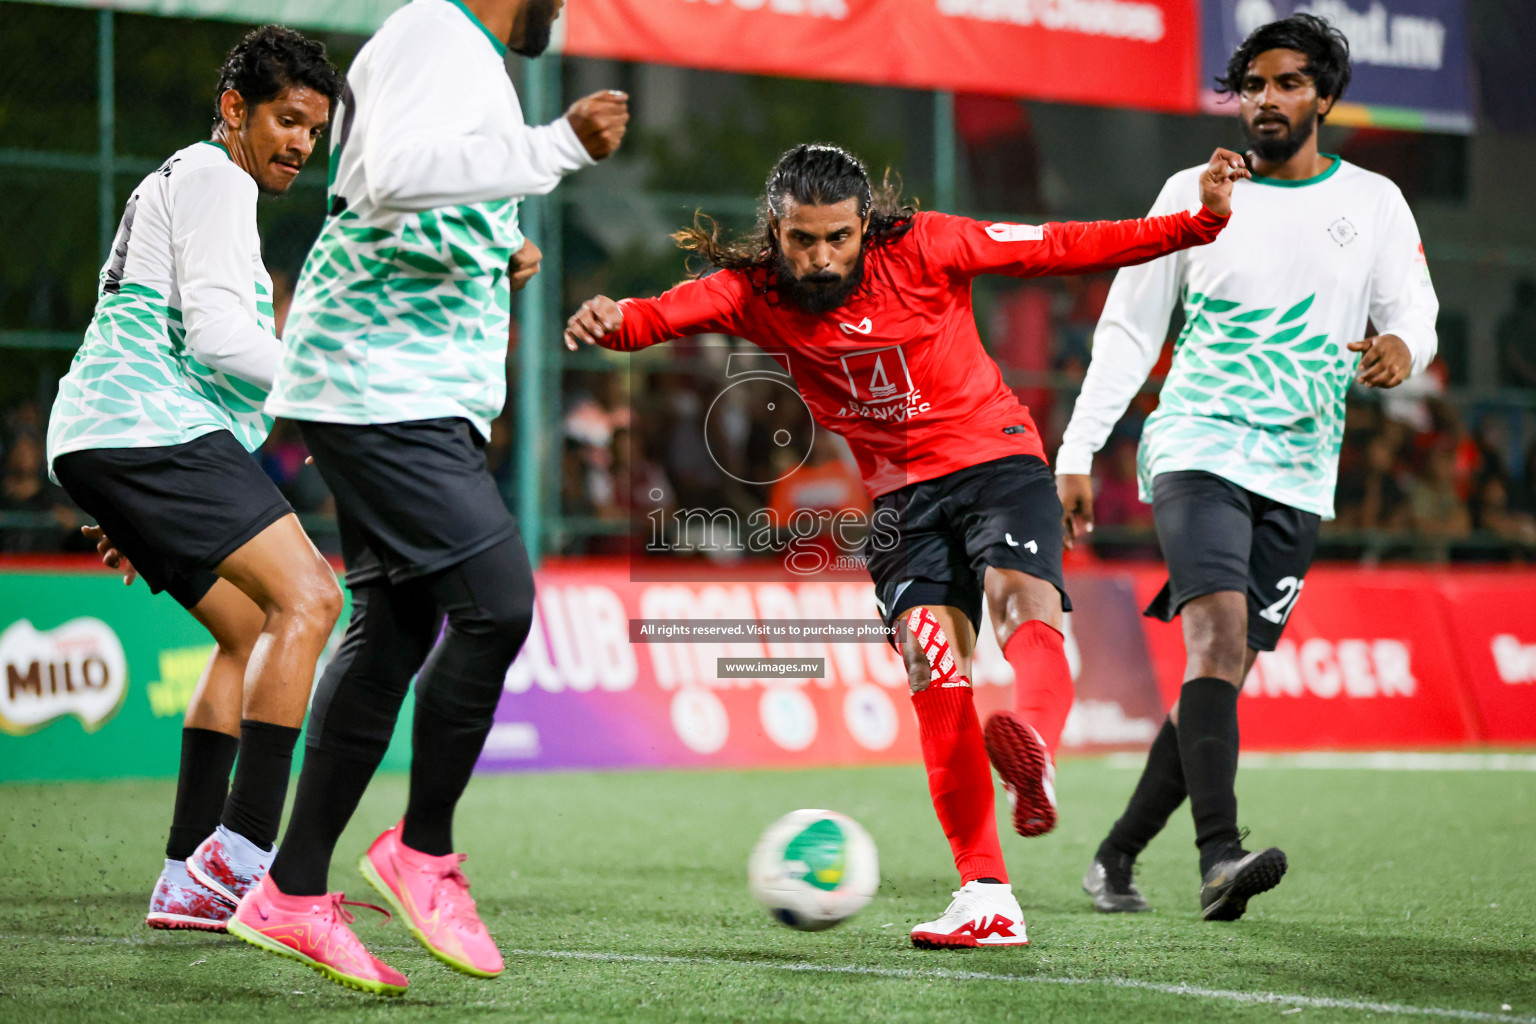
[359,822,504,978]
[227,874,408,996]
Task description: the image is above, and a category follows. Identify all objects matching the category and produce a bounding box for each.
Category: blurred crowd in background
[3,4,1534,566]
[5,271,1533,564]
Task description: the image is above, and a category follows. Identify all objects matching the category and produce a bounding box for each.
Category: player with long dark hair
[566,141,1248,947]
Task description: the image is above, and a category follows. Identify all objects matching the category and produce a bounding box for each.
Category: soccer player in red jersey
[566,143,1247,948]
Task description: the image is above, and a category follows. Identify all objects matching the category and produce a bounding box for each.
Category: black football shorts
[298,417,519,589]
[865,454,1071,638]
[52,429,293,609]
[1144,470,1321,652]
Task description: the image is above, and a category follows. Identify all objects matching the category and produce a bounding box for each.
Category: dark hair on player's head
[673,144,915,283]
[213,25,342,130]
[1217,13,1352,111]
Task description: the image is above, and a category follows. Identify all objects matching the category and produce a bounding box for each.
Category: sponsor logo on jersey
[985,222,1045,243]
[838,317,873,335]
[1491,634,1536,685]
[839,345,913,404]
[0,618,128,735]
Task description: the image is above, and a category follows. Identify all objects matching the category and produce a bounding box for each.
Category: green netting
[12,0,404,33]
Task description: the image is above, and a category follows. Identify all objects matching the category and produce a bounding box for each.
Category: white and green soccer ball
[748,809,879,931]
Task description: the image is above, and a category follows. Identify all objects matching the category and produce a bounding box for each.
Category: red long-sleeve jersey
[602,207,1227,497]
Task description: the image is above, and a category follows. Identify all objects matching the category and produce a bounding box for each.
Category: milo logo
[0,618,127,735]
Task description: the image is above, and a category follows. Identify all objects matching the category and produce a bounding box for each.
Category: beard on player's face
[773,248,865,315]
[511,0,560,57]
[1242,101,1319,165]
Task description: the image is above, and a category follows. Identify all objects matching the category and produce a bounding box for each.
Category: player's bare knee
[1182,593,1248,682]
[284,567,343,639]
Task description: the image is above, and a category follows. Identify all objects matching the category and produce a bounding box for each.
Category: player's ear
[1317,92,1334,120]
[218,89,247,132]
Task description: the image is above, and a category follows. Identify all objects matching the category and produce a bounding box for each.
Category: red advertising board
[1131,567,1484,750]
[564,0,1199,113]
[1435,576,1536,744]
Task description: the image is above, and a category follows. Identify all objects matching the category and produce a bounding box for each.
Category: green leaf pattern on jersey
[270,199,523,437]
[47,280,275,459]
[1138,290,1359,518]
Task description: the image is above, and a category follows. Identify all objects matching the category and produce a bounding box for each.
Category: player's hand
[1056,474,1095,551]
[564,296,624,351]
[1198,148,1251,219]
[1349,334,1413,388]
[81,524,138,586]
[509,239,542,293]
[566,90,629,161]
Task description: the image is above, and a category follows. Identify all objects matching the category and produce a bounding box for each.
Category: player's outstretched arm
[1031,148,1248,276]
[363,21,620,211]
[935,149,1248,282]
[564,274,751,353]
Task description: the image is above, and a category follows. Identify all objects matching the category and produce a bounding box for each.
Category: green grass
[1,760,1533,1023]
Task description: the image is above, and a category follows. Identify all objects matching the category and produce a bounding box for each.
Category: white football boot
[910,880,1029,949]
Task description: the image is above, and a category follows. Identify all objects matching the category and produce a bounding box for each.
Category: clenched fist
[567,90,629,161]
[1198,148,1251,219]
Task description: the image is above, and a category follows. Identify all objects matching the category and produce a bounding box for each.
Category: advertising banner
[1435,576,1536,744]
[1200,0,1474,131]
[0,571,416,783]
[1132,566,1483,749]
[1,562,1165,780]
[480,565,1166,774]
[4,562,1530,780]
[565,0,1200,113]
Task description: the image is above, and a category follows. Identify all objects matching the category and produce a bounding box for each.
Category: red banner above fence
[564,0,1199,113]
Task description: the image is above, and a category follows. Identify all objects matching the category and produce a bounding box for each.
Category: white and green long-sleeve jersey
[1056,157,1439,519]
[47,140,278,471]
[266,0,594,437]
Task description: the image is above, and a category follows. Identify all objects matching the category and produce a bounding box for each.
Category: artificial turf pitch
[1,758,1532,1023]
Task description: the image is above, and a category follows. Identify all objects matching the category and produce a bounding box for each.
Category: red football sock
[1005,620,1075,755]
[912,682,1009,885]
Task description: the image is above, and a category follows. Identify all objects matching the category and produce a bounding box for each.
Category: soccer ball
[747,809,879,931]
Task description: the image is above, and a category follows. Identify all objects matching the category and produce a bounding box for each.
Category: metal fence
[2,0,1534,566]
